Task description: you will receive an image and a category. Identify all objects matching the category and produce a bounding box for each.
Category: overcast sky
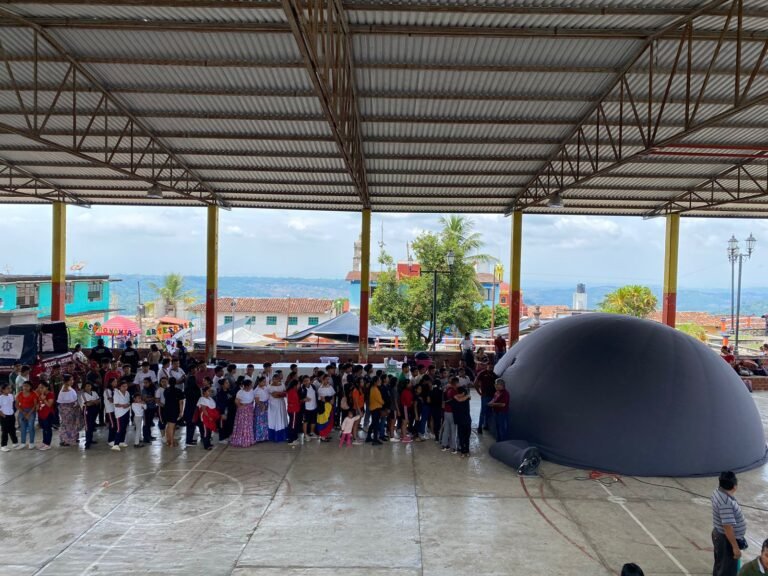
[4,204,767,289]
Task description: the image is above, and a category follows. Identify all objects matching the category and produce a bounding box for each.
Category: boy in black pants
[452,386,472,458]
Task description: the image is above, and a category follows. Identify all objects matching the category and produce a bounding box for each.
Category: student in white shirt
[104,377,117,447]
[131,394,147,448]
[196,387,216,450]
[112,382,131,451]
[80,381,101,450]
[0,383,18,451]
[133,363,157,386]
[169,359,186,389]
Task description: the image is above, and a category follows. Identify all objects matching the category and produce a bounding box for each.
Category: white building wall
[216,311,333,336]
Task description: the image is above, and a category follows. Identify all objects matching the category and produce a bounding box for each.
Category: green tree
[598,285,658,318]
[476,304,509,330]
[369,216,484,350]
[149,273,195,317]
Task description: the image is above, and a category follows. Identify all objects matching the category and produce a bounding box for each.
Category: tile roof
[189,297,334,315]
[345,271,383,282]
[648,311,724,326]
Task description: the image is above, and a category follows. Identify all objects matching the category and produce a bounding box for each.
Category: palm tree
[439,215,491,263]
[149,273,196,317]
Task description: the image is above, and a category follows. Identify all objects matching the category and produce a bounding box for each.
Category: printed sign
[42,333,55,353]
[0,335,24,360]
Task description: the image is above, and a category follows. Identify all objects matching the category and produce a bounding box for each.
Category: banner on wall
[0,335,24,360]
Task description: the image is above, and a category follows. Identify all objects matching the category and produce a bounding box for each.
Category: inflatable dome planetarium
[493,313,768,477]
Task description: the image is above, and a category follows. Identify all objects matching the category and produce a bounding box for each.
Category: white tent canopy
[177,317,280,349]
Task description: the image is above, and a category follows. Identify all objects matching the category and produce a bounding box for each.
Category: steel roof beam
[4,17,768,41]
[281,0,369,207]
[644,154,768,217]
[2,0,766,18]
[8,160,753,180]
[2,83,762,109]
[510,0,768,214]
[0,157,89,205]
[0,8,229,208]
[3,107,768,130]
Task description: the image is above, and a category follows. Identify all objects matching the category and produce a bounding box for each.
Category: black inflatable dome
[495,313,767,477]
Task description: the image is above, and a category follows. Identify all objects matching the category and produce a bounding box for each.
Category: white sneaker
[352,441,363,445]
[14,444,24,450]
[219,439,229,445]
[111,445,121,451]
[389,437,400,443]
[0,447,10,452]
[107,442,114,447]
[38,444,51,451]
[119,443,127,448]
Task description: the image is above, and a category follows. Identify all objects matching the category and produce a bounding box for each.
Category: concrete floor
[1,393,767,576]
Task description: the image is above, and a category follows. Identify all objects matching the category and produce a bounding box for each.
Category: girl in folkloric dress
[230,379,255,448]
[267,373,288,442]
[57,374,82,447]
[253,377,270,443]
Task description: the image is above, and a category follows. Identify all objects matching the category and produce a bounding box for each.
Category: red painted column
[358,209,371,362]
[508,210,522,347]
[51,202,67,322]
[661,214,680,328]
[205,205,219,359]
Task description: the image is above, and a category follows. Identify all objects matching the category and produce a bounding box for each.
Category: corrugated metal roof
[9,3,287,24]
[348,10,674,30]
[358,68,615,97]
[354,35,639,68]
[0,0,766,217]
[50,29,300,61]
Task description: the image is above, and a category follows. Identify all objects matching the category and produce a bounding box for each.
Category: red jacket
[286,387,301,413]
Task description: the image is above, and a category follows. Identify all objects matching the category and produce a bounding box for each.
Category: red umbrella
[95,315,140,337]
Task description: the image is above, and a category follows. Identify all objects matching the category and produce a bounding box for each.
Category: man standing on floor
[473,366,497,435]
[712,471,746,576]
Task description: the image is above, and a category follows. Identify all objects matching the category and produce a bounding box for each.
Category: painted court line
[597,481,691,576]
[78,448,219,575]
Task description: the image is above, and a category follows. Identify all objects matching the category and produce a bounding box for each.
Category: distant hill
[111,274,349,316]
[108,275,768,318]
[523,285,768,316]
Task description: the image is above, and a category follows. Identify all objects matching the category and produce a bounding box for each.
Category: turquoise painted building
[0,275,116,320]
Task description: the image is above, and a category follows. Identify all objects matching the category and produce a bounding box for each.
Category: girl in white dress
[267,373,288,442]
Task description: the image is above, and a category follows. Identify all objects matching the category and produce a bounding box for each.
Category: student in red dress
[36,382,55,450]
[286,378,302,446]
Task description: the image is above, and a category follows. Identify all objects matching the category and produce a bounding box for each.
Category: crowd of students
[1,339,511,455]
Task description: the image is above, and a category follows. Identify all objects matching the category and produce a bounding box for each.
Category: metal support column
[205,205,219,360]
[508,211,522,347]
[51,202,66,322]
[662,214,680,328]
[358,209,371,362]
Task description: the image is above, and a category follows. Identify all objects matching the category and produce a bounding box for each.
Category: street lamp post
[420,250,455,352]
[230,298,237,351]
[727,234,756,355]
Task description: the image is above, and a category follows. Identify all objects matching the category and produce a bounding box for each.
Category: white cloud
[3,205,768,289]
